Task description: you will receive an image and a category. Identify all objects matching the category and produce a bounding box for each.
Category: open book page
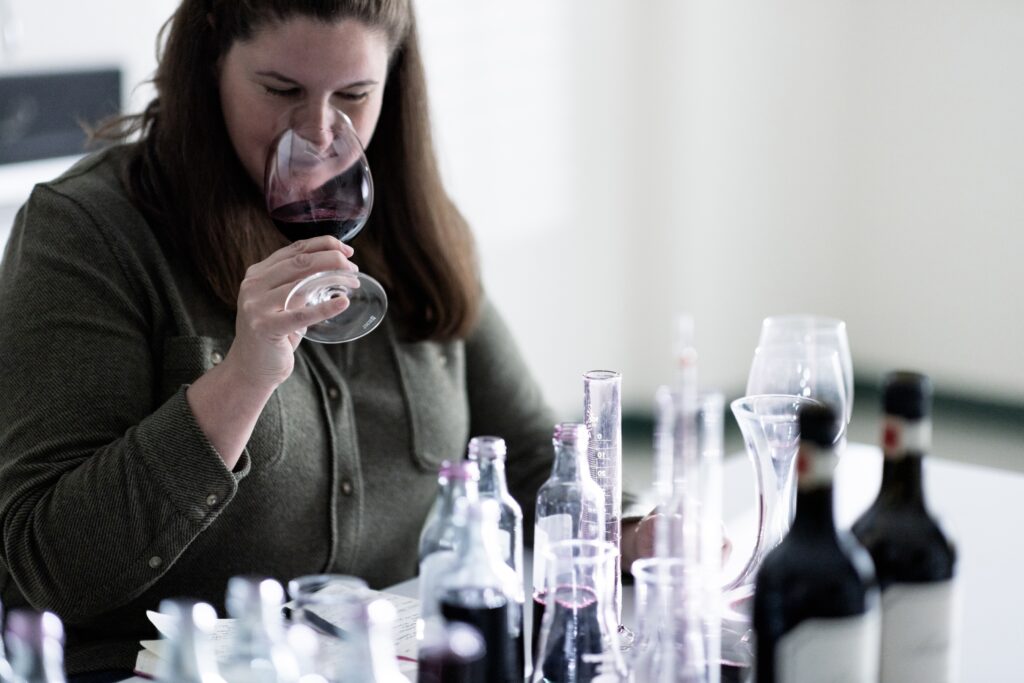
[136,590,420,677]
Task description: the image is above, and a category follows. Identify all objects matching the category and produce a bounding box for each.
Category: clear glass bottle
[222,577,299,683]
[418,460,480,630]
[152,599,227,683]
[531,539,627,683]
[467,436,524,585]
[4,610,65,683]
[531,423,605,661]
[753,404,879,683]
[439,499,525,683]
[852,371,958,683]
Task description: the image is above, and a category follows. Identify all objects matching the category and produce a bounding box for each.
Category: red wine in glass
[270,198,368,243]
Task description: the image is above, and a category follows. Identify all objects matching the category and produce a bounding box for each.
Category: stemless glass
[265,106,387,343]
[287,574,371,681]
[287,574,369,638]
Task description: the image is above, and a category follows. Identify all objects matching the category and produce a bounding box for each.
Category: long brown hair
[95,0,479,341]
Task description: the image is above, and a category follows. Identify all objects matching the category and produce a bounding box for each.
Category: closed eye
[336,91,370,102]
[264,85,300,98]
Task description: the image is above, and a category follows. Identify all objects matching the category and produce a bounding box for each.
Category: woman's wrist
[186,354,278,470]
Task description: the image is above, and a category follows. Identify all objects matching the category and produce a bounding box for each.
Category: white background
[2,0,1022,417]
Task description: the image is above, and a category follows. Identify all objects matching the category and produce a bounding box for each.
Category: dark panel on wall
[0,68,121,165]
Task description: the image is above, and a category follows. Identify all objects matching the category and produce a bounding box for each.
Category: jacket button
[206,494,218,506]
[328,386,340,400]
[148,556,163,569]
[341,479,354,496]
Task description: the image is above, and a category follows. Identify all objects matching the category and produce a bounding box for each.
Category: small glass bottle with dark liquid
[438,499,525,683]
[419,460,480,631]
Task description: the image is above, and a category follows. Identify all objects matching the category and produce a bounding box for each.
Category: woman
[0,1,656,680]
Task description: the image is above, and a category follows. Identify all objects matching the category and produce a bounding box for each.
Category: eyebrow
[255,70,379,88]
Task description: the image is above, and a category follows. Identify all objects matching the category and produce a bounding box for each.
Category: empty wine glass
[746,344,848,441]
[266,106,387,343]
[754,315,853,423]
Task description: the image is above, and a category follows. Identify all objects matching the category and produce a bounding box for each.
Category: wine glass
[746,345,848,439]
[265,106,387,343]
[754,315,853,422]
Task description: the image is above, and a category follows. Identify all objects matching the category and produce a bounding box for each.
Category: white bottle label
[532,514,572,590]
[776,607,880,683]
[419,550,456,619]
[882,416,932,459]
[880,580,959,683]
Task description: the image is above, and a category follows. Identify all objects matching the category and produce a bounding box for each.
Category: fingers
[240,289,351,341]
[250,236,354,276]
[242,248,358,300]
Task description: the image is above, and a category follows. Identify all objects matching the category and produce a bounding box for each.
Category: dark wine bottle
[852,371,958,682]
[753,404,879,683]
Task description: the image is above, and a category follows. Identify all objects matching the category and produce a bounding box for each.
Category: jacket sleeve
[463,298,557,542]
[0,185,249,622]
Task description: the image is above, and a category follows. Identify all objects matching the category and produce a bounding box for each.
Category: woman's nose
[294,103,335,153]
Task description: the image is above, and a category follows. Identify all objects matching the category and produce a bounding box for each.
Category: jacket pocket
[393,340,470,472]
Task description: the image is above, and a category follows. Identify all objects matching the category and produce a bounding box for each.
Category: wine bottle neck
[441,478,478,516]
[477,456,512,498]
[453,505,505,577]
[552,443,587,480]
[790,486,838,539]
[878,455,927,507]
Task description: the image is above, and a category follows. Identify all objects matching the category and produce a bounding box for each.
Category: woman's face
[218,17,391,191]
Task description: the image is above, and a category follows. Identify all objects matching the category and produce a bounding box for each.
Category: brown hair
[96,0,479,341]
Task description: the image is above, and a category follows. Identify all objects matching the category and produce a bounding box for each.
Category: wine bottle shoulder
[852,507,956,585]
[755,532,877,624]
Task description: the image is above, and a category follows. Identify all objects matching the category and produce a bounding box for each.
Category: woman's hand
[186,236,357,469]
[225,235,358,390]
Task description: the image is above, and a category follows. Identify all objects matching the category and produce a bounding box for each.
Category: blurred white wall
[2,1,1021,417]
[419,1,1024,415]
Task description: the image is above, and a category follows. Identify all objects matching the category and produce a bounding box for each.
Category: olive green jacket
[0,147,555,674]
